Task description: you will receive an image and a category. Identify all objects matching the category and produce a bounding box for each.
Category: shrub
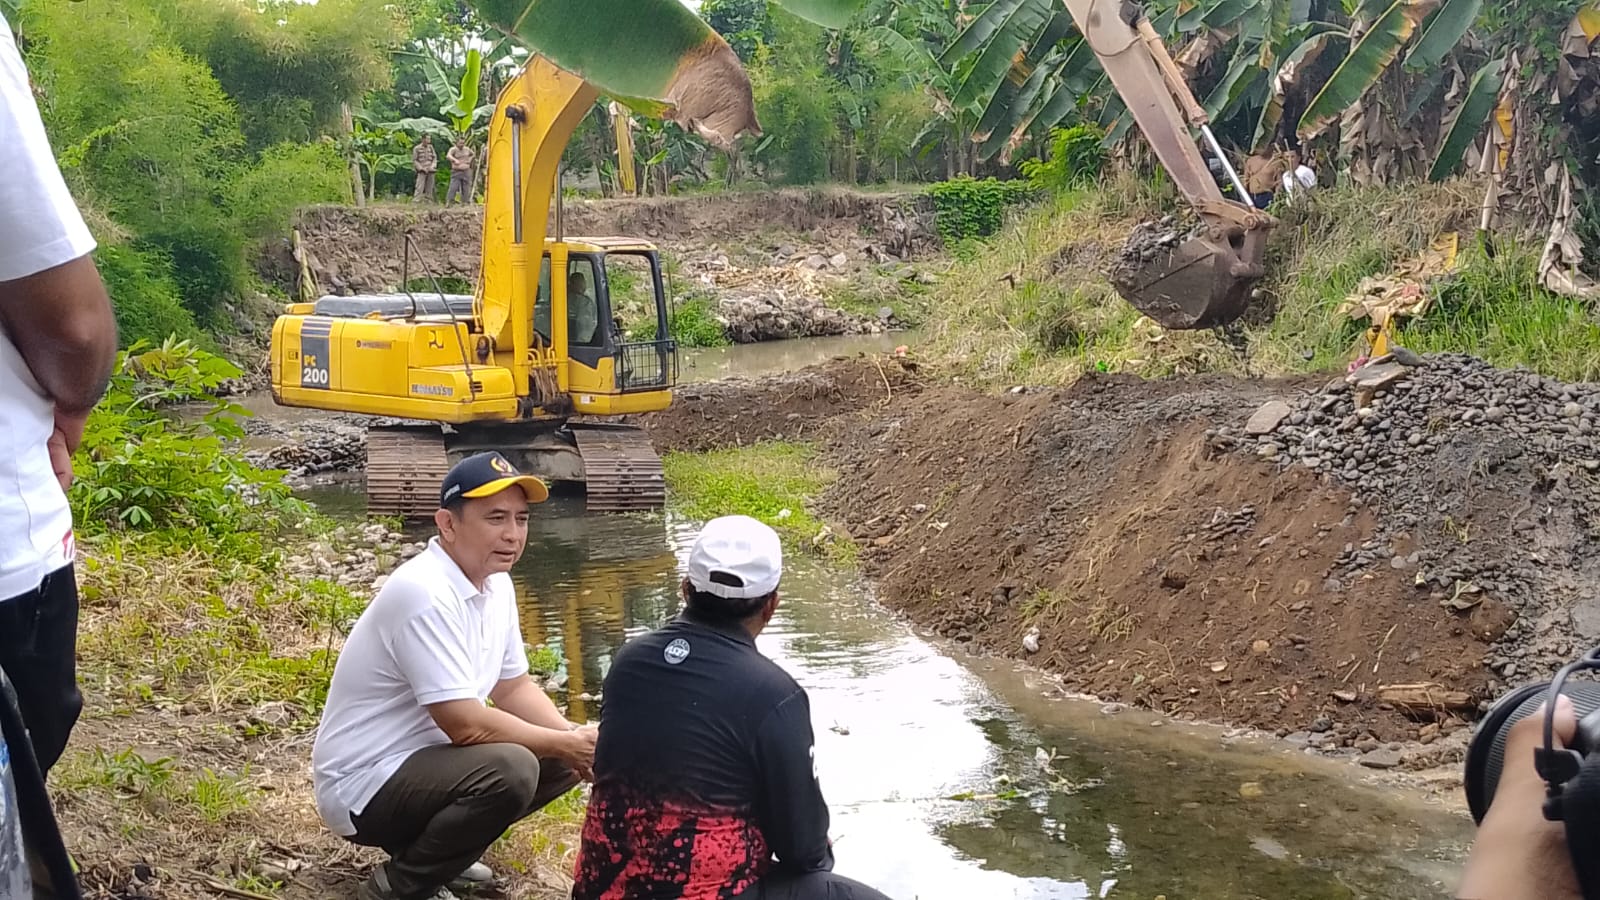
[230,141,352,241]
[1020,124,1106,194]
[95,244,202,347]
[929,176,1035,242]
[72,339,310,558]
[633,293,730,348]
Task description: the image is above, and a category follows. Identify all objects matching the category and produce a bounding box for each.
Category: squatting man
[312,451,596,900]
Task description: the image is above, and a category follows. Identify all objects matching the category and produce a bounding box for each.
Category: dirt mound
[261,189,937,296]
[1220,353,1600,687]
[632,357,921,452]
[642,360,1507,749]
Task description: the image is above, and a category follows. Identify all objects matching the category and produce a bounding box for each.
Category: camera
[1466,647,1600,898]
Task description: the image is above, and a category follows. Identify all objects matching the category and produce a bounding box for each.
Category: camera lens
[1465,680,1600,822]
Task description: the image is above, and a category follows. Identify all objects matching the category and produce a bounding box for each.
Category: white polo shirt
[0,12,93,600]
[311,537,529,836]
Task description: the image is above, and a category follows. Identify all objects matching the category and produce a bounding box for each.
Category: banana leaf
[972,13,1077,144]
[1261,0,1292,66]
[1404,0,1481,71]
[952,1,1053,108]
[1427,56,1504,181]
[1401,63,1451,123]
[1204,0,1264,28]
[464,0,874,146]
[444,49,483,124]
[1253,25,1342,147]
[1297,0,1439,139]
[1204,39,1266,122]
[773,0,868,28]
[941,0,1030,64]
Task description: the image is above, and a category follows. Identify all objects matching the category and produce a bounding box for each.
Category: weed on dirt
[662,442,854,563]
[58,533,583,900]
[922,177,1600,385]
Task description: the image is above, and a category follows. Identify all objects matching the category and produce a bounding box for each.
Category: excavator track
[570,423,666,513]
[366,427,451,520]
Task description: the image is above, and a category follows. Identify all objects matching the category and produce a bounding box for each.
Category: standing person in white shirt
[313,451,597,900]
[0,10,118,898]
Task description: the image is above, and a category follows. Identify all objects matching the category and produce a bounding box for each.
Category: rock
[800,254,829,271]
[1359,749,1403,769]
[1022,628,1041,654]
[1250,639,1271,655]
[1331,690,1358,703]
[1310,715,1333,733]
[1565,402,1585,418]
[829,252,849,269]
[877,306,896,322]
[1245,400,1293,436]
[1346,360,1408,392]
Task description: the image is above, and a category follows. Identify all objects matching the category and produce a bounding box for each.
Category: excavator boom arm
[1061,0,1273,330]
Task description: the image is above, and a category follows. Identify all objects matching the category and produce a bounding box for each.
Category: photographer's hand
[1457,695,1581,900]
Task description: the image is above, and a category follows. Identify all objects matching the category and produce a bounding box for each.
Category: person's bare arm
[0,253,116,419]
[427,697,596,774]
[1457,696,1582,900]
[490,673,575,731]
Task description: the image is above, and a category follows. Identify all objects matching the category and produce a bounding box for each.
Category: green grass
[634,292,730,347]
[56,748,257,824]
[921,175,1600,385]
[662,442,854,563]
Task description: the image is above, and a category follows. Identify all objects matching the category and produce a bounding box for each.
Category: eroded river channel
[302,485,1474,900]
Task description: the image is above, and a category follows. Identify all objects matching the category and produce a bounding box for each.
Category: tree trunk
[342,103,365,207]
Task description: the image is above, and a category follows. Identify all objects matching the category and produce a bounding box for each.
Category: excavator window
[534,254,553,345]
[566,257,602,348]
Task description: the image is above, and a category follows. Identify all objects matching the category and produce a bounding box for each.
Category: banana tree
[382,46,495,141]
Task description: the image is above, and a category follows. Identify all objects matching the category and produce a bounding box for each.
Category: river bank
[634,350,1600,777]
[55,525,584,900]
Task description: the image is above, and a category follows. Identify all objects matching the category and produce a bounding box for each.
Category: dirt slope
[262,189,937,295]
[641,359,1502,748]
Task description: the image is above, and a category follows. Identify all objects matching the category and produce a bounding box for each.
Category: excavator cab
[532,240,677,412]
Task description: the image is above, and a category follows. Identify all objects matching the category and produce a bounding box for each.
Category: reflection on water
[502,499,1472,900]
[679,332,908,383]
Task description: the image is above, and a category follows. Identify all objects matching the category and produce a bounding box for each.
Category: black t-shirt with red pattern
[572,611,833,899]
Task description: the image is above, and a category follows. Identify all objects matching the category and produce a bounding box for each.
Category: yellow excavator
[271,57,674,518]
[268,3,1271,518]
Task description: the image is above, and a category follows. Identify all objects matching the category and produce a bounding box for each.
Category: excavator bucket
[1111,224,1271,331]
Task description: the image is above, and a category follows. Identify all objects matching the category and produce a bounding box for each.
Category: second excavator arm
[1062,0,1275,330]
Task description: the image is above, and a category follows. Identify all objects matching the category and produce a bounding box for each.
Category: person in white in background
[0,7,119,895]
[1281,155,1318,204]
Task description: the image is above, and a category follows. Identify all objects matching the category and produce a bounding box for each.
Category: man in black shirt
[572,515,891,900]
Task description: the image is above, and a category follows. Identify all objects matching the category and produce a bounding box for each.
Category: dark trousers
[350,742,578,900]
[755,870,892,899]
[0,565,82,775]
[445,172,471,205]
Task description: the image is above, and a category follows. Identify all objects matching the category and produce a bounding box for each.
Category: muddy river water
[300,484,1476,900]
[281,334,1476,899]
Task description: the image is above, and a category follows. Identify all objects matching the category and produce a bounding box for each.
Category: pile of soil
[261,189,937,297]
[642,357,1528,752]
[1218,353,1600,687]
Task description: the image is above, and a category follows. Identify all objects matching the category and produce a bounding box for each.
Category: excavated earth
[636,353,1598,761]
[263,188,939,297]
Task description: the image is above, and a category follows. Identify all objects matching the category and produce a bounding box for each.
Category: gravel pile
[246,425,366,477]
[1209,352,1600,688]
